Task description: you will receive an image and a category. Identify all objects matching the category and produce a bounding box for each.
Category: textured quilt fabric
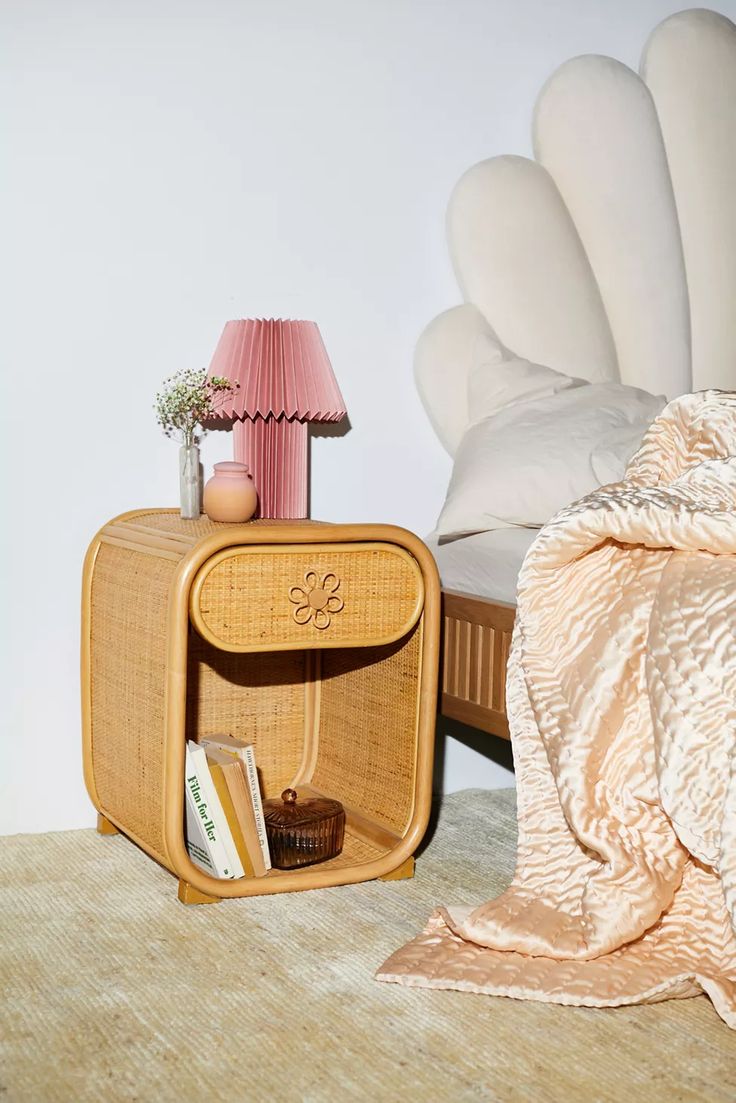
[378,391,736,1027]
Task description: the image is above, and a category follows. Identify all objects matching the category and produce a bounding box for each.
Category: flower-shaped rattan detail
[288,570,344,630]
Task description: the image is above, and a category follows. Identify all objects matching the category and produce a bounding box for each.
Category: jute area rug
[2,789,735,1103]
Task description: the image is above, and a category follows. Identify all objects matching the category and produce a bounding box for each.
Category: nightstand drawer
[190,542,424,651]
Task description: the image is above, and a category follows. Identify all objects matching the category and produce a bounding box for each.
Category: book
[203,747,269,877]
[199,734,272,871]
[184,741,244,879]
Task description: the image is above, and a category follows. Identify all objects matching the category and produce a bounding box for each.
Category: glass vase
[179,443,201,519]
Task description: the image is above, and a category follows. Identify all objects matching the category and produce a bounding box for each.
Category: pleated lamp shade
[208,318,346,519]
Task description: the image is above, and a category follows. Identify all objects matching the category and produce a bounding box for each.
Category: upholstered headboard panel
[417,8,736,456]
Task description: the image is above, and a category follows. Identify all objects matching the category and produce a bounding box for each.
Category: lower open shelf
[262,826,388,877]
[175,815,413,903]
[179,765,411,898]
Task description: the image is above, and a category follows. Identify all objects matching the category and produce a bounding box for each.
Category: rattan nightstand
[82,510,440,904]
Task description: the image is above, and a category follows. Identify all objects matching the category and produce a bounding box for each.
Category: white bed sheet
[424,527,539,605]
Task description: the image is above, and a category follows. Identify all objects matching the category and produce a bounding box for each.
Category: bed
[415,7,736,739]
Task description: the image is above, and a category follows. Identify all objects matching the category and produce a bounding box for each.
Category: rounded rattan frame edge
[81,508,186,867]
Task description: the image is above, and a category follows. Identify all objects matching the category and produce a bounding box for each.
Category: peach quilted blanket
[377,391,736,1027]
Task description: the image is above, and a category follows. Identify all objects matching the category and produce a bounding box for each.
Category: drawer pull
[288,570,344,630]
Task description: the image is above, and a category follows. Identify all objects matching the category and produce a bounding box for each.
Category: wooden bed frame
[440,589,514,740]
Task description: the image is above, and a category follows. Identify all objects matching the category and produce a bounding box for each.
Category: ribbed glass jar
[262,789,345,869]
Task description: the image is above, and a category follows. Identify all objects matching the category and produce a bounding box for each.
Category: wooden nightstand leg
[96,813,119,836]
[379,856,415,882]
[177,880,221,906]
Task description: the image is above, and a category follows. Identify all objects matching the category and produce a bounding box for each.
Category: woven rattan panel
[186,635,306,798]
[119,512,321,539]
[312,623,422,834]
[193,546,422,650]
[90,545,175,861]
[121,511,223,538]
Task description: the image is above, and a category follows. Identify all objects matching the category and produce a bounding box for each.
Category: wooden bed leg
[379,856,415,882]
[96,813,119,836]
[177,880,221,906]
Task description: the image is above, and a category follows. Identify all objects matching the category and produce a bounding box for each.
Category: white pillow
[590,423,653,485]
[468,349,585,422]
[436,382,665,538]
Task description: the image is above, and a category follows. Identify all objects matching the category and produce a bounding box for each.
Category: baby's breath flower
[154,369,239,447]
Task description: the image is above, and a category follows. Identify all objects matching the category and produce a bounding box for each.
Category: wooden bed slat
[461,619,472,700]
[472,626,483,701]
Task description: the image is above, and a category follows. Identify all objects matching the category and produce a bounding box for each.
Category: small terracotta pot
[203,461,258,523]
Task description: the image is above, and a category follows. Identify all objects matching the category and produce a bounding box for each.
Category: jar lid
[213,461,251,476]
[262,788,344,828]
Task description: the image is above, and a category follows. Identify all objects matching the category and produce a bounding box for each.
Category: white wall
[4,0,734,834]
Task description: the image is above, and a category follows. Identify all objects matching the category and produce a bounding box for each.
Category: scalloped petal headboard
[417,8,736,456]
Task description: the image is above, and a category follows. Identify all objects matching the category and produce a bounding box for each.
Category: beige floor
[2,789,735,1103]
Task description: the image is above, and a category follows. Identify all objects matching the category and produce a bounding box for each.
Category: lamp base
[233,415,308,519]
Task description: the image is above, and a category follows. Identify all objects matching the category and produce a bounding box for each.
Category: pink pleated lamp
[207,319,346,519]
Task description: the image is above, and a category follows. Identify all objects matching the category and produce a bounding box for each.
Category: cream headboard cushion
[447,155,618,384]
[642,10,736,391]
[533,54,690,399]
[414,304,501,456]
[417,8,736,455]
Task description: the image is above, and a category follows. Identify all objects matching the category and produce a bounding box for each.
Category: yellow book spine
[208,764,256,878]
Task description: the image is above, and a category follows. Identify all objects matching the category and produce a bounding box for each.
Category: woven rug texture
[2,789,735,1103]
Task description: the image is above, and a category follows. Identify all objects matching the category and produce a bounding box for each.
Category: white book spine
[243,745,272,871]
[184,742,243,879]
[183,770,217,877]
